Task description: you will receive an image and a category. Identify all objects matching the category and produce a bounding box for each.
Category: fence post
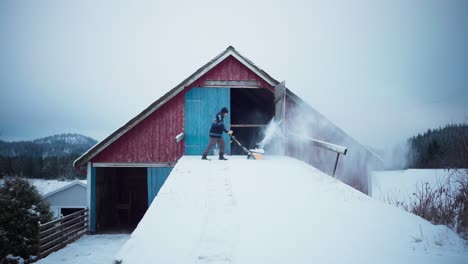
[37,221,41,259]
[60,215,65,248]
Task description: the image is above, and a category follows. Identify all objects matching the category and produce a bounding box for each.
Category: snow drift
[116,156,467,264]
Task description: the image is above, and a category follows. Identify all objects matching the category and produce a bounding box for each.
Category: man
[202,107,233,160]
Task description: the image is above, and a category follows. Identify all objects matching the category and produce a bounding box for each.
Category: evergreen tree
[408,123,468,168]
[0,177,52,262]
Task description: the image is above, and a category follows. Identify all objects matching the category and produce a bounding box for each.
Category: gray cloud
[0,0,467,148]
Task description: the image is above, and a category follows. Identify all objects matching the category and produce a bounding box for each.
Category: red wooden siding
[191,55,274,91]
[90,55,273,163]
[91,92,185,163]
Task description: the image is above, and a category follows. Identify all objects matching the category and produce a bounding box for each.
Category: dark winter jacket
[209,112,228,138]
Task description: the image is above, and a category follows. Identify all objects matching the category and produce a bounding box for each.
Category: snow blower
[229,135,264,160]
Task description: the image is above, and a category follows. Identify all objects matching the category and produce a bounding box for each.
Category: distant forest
[0,134,96,180]
[0,155,85,179]
[0,124,467,180]
[408,123,468,168]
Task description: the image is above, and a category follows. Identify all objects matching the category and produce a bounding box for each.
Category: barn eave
[73,46,281,168]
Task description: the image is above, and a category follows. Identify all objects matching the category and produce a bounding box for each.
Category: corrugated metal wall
[185,88,231,155]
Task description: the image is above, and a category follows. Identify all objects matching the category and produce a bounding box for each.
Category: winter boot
[219,153,228,160]
[201,154,209,160]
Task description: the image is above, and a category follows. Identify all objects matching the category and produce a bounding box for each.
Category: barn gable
[74,46,384,233]
[74,46,279,167]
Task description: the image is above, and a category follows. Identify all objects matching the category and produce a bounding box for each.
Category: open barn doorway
[230,88,274,154]
[95,167,148,233]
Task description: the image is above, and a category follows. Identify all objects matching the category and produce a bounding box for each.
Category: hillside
[116,156,467,264]
[0,133,97,157]
[0,134,96,179]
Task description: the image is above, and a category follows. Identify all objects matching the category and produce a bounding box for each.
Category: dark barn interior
[230,88,274,154]
[95,167,148,233]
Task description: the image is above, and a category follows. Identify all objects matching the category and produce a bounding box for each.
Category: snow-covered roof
[0,178,87,196]
[115,156,467,263]
[27,179,86,196]
[42,180,87,198]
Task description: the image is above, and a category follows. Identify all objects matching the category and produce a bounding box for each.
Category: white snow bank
[116,156,467,264]
[36,234,129,264]
[370,169,455,204]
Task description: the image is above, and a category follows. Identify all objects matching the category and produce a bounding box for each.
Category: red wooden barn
[74,46,381,233]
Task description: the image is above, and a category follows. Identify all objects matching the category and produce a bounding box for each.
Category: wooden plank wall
[92,92,185,163]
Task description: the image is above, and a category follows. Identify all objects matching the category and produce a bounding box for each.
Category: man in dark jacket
[202,107,233,160]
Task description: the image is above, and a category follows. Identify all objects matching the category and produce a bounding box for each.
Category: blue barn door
[90,166,96,232]
[147,167,173,206]
[185,88,230,155]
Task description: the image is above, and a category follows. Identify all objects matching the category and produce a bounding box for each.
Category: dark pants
[203,137,225,155]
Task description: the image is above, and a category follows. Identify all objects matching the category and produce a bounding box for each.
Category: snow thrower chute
[229,135,264,160]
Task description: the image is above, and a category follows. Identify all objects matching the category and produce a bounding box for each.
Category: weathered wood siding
[147,167,173,205]
[90,55,273,163]
[191,55,274,91]
[91,92,185,163]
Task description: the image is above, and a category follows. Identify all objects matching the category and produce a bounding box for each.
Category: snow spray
[257,119,285,155]
[259,119,282,146]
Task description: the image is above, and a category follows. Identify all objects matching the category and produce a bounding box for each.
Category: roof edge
[74,46,280,168]
[43,180,87,198]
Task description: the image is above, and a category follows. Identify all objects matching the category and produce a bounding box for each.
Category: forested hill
[0,134,97,179]
[408,123,468,168]
[0,133,96,157]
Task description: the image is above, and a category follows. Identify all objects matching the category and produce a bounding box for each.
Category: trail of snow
[195,161,239,263]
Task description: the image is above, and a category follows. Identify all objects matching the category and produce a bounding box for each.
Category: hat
[221,107,229,114]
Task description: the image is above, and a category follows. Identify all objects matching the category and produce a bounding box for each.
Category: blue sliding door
[147,167,173,206]
[185,88,230,155]
[90,166,96,232]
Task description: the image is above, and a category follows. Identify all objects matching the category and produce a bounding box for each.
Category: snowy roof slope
[28,179,86,196]
[116,156,467,264]
[0,178,86,196]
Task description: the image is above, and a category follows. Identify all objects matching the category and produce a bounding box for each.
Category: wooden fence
[37,208,88,259]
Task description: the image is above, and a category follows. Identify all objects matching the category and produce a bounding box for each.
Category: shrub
[0,177,52,263]
[385,169,468,240]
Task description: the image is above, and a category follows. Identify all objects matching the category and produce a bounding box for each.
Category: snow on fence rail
[37,208,88,259]
[288,132,347,177]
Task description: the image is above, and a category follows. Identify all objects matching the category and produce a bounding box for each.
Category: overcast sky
[1,0,467,148]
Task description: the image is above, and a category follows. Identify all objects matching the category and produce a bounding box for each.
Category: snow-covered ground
[370,169,456,204]
[36,234,129,264]
[116,156,467,264]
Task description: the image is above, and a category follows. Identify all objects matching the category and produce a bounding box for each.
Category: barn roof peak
[73,47,280,168]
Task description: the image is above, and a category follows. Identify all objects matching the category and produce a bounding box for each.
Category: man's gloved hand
[228,130,234,135]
